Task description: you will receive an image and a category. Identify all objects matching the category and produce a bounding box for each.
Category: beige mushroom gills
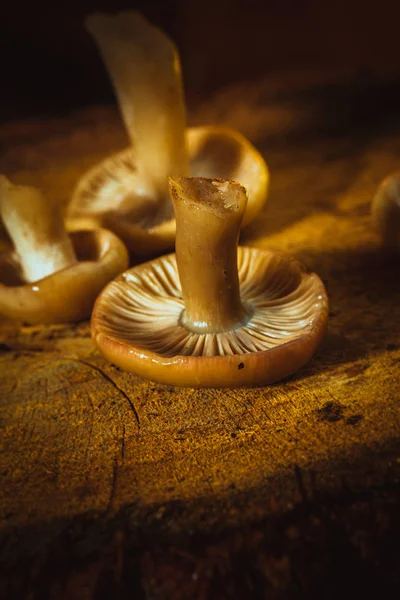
[371,172,400,251]
[92,177,328,388]
[0,177,129,324]
[68,11,268,257]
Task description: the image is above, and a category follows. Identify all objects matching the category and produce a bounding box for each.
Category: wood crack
[71,359,141,430]
[106,455,119,514]
[121,423,126,460]
[294,464,308,502]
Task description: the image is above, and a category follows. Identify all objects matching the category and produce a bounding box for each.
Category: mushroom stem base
[179,304,252,335]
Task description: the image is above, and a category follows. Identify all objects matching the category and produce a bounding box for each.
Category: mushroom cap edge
[0,228,129,324]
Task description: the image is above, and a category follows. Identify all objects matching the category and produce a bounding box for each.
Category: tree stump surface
[1,74,400,598]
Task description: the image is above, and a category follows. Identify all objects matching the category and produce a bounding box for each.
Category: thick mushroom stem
[86,11,189,202]
[0,176,77,283]
[170,177,250,334]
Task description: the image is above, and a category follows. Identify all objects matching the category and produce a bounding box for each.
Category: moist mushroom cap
[0,228,129,324]
[91,247,328,387]
[68,125,269,256]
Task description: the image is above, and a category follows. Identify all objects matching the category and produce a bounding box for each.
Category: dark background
[1,0,400,119]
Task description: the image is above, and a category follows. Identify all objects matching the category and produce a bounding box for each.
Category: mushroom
[92,177,328,388]
[68,11,268,257]
[0,176,129,324]
[371,172,400,251]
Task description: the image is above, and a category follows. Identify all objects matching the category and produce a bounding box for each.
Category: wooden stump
[1,74,400,598]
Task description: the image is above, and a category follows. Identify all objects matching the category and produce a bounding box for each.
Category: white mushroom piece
[371,172,400,251]
[0,176,129,324]
[68,11,268,257]
[92,177,328,388]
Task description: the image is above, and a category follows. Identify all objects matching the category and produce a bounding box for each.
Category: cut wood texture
[1,74,400,598]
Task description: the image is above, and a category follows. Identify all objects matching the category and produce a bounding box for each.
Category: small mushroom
[68,11,268,257]
[371,172,400,251]
[0,176,129,324]
[92,177,328,388]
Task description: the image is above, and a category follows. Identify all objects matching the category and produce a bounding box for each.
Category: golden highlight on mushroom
[0,177,129,324]
[92,177,328,388]
[68,11,268,257]
[371,172,400,251]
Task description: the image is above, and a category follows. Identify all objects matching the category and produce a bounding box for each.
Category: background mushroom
[0,176,129,324]
[92,177,328,388]
[68,11,268,258]
[371,172,400,251]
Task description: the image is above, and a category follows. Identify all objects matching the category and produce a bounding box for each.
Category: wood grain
[1,76,400,598]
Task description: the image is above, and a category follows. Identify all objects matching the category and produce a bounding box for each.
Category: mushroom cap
[91,247,328,388]
[188,126,268,227]
[0,228,129,324]
[68,125,269,256]
[371,171,400,251]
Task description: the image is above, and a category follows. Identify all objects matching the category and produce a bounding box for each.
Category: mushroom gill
[94,248,325,357]
[92,177,328,388]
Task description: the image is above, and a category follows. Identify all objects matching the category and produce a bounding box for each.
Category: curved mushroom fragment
[68,11,268,257]
[92,177,328,388]
[0,176,78,283]
[0,177,129,324]
[371,172,400,251]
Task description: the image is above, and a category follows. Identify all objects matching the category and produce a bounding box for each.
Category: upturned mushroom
[0,176,129,324]
[371,172,400,251]
[92,177,328,388]
[68,11,268,257]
